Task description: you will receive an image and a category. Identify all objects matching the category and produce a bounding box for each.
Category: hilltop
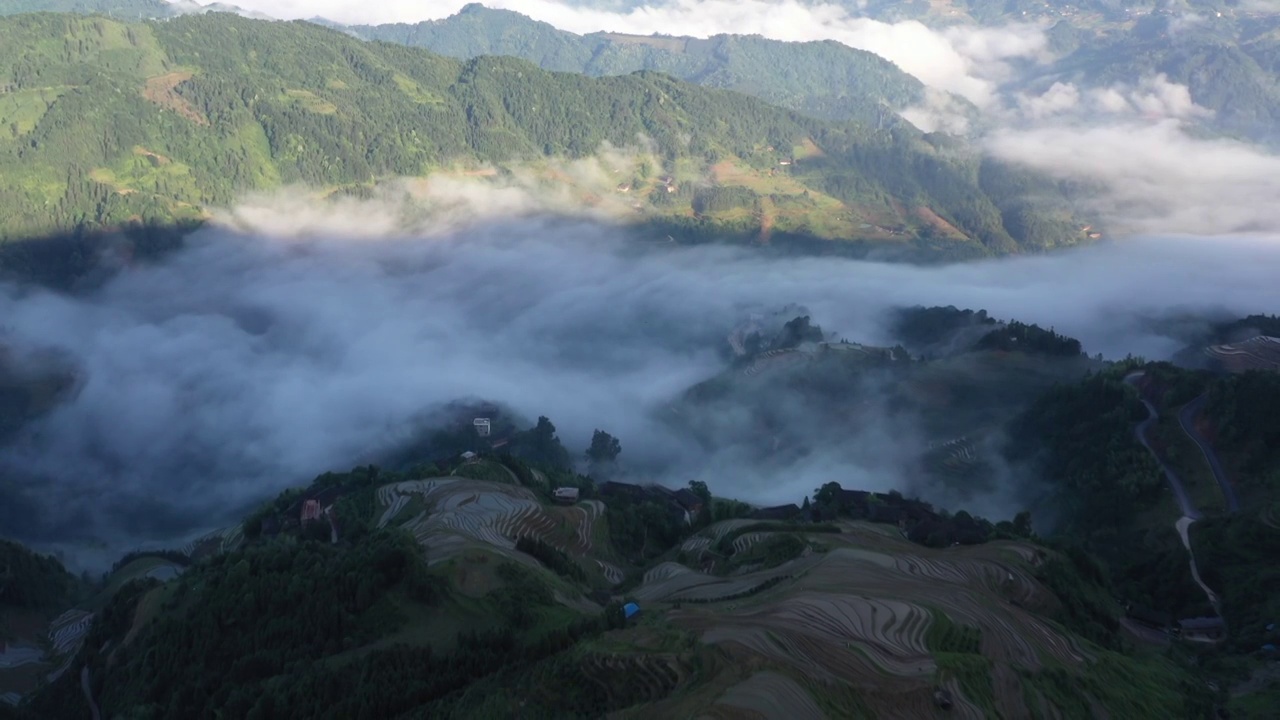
[0,11,1095,279]
[7,305,1280,717]
[343,3,939,127]
[0,454,1219,719]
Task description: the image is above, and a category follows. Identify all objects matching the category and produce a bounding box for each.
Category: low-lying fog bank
[1,196,1276,567]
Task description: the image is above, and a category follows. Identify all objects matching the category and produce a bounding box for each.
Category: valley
[3,305,1278,718]
[0,2,1278,718]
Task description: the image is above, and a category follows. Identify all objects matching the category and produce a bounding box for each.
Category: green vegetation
[348,4,931,125]
[0,539,87,613]
[1205,371,1280,498]
[1005,369,1160,536]
[516,536,586,582]
[976,320,1083,357]
[0,0,170,16]
[0,11,1096,284]
[926,610,983,654]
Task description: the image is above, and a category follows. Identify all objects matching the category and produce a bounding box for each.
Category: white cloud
[1012,74,1213,122]
[986,119,1280,235]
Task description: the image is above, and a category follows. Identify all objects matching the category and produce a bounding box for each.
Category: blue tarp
[623,602,640,619]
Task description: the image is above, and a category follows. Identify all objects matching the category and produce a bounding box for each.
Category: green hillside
[0,0,170,16]
[0,11,1093,275]
[0,454,1219,719]
[347,3,935,126]
[9,306,1280,717]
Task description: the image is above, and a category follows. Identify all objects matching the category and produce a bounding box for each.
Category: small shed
[623,602,640,620]
[1178,617,1226,641]
[460,451,477,461]
[553,487,580,504]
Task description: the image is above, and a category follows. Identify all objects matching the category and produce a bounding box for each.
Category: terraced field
[923,437,985,480]
[376,478,604,568]
[712,671,825,720]
[179,524,244,559]
[577,652,689,708]
[635,557,816,604]
[48,610,93,657]
[596,560,624,585]
[741,349,815,378]
[655,525,1094,715]
[1205,335,1280,373]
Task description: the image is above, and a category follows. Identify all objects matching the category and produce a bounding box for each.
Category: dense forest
[0,11,1093,282]
[347,3,933,127]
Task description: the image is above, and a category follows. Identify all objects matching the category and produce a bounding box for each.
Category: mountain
[0,441,1218,719]
[5,306,1279,717]
[0,0,269,20]
[0,0,171,17]
[344,3,937,126]
[0,12,1094,280]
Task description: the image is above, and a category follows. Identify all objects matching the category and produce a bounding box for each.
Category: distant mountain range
[5,2,1279,148]
[338,3,940,127]
[0,11,1096,279]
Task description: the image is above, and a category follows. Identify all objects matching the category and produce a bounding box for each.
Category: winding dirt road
[1178,393,1240,513]
[1124,372,1200,519]
[1125,372,1221,615]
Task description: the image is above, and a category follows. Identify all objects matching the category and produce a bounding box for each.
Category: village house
[751,503,801,521]
[672,488,704,516]
[460,451,478,462]
[552,487,580,504]
[1178,617,1226,642]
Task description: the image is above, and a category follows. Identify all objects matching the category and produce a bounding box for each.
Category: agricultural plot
[922,436,987,481]
[731,532,771,555]
[635,556,818,604]
[179,524,244,559]
[1205,336,1280,373]
[680,535,712,555]
[48,610,93,657]
[0,644,43,670]
[704,519,757,541]
[596,560,624,586]
[565,500,606,555]
[713,671,825,720]
[741,349,815,378]
[664,533,1095,716]
[377,478,574,566]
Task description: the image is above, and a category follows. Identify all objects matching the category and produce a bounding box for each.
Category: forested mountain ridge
[342,3,937,127]
[7,306,1280,717]
[0,445,1220,719]
[0,11,1093,272]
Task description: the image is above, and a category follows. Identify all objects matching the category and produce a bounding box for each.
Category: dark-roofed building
[673,489,704,515]
[599,480,647,500]
[751,503,801,521]
[1177,617,1226,641]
